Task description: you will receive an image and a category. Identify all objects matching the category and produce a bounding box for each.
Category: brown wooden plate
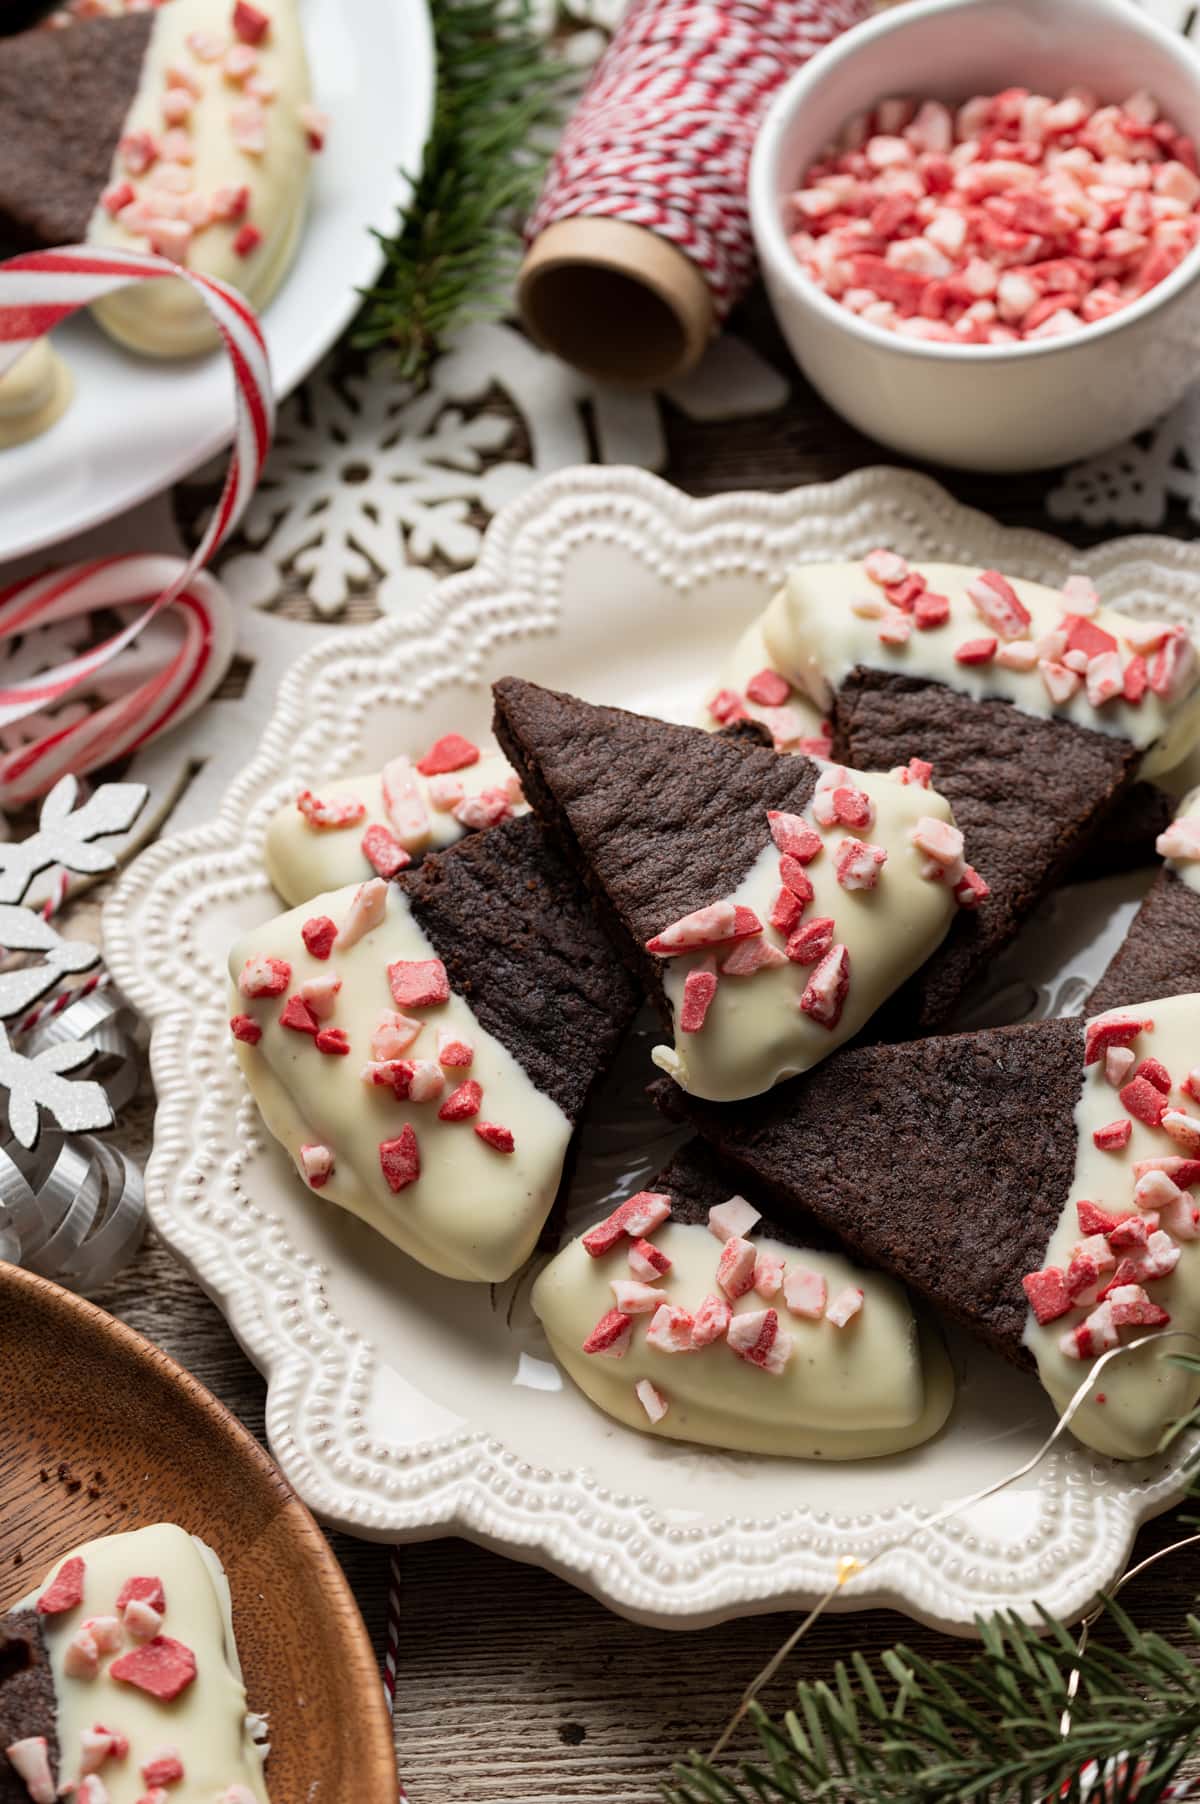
[0,1262,397,1802]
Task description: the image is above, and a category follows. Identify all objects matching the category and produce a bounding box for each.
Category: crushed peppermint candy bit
[388,958,450,1009]
[229,1013,262,1045]
[116,1574,165,1616]
[390,1059,445,1103]
[612,1279,665,1315]
[967,571,1031,640]
[645,1302,697,1353]
[582,1308,633,1357]
[1163,1108,1200,1151]
[1084,1012,1154,1064]
[1105,1045,1136,1087]
[645,902,762,956]
[1133,1056,1172,1093]
[716,1235,758,1299]
[1023,1266,1071,1323]
[628,1237,671,1280]
[954,636,997,666]
[1158,814,1200,862]
[279,994,319,1035]
[361,824,411,879]
[474,1121,515,1154]
[63,1628,100,1680]
[437,1028,474,1067]
[826,1285,864,1327]
[299,1143,334,1189]
[301,915,337,960]
[416,733,481,776]
[721,936,788,976]
[452,788,515,830]
[38,1556,85,1615]
[379,1126,420,1193]
[437,1079,482,1122]
[787,916,836,965]
[767,810,823,862]
[910,815,965,875]
[799,943,850,1029]
[708,1195,762,1242]
[1093,1119,1133,1151]
[233,0,270,42]
[380,756,431,850]
[79,1725,128,1776]
[783,1265,827,1318]
[315,1028,351,1056]
[834,837,887,891]
[812,783,874,830]
[296,974,341,1020]
[953,866,989,909]
[109,1636,196,1702]
[778,855,814,903]
[770,885,805,936]
[691,1293,732,1345]
[753,1250,786,1299]
[124,1598,164,1641]
[1121,1075,1169,1126]
[82,1617,123,1655]
[335,877,388,950]
[4,1740,55,1804]
[680,964,719,1032]
[238,953,290,998]
[727,1307,792,1372]
[745,668,792,706]
[634,1378,669,1422]
[141,1750,185,1788]
[582,1192,672,1257]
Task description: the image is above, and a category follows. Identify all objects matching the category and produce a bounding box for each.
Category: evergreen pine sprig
[667,1597,1200,1804]
[354,0,571,379]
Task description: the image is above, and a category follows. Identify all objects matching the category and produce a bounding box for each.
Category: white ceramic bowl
[749,0,1200,471]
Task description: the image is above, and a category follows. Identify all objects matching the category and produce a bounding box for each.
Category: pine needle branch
[354,0,571,379]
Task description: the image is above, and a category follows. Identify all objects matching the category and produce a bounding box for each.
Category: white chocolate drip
[230,881,572,1282]
[755,561,1200,779]
[264,752,525,906]
[1025,993,1200,1459]
[534,1222,954,1459]
[86,0,314,356]
[0,342,72,449]
[17,1523,268,1804]
[650,765,959,1101]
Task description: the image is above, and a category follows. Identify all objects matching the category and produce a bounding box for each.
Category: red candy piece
[778,855,815,902]
[279,994,319,1035]
[1124,655,1148,704]
[229,1014,261,1045]
[1022,1266,1070,1324]
[474,1121,515,1154]
[708,688,748,725]
[37,1556,85,1616]
[1064,615,1119,661]
[110,1636,196,1702]
[233,223,263,258]
[416,733,481,776]
[438,1079,482,1122]
[116,1575,166,1615]
[1134,1056,1172,1093]
[969,570,1031,640]
[767,811,822,862]
[770,886,805,935]
[828,786,872,828]
[1084,1014,1152,1064]
[379,1126,421,1193]
[745,669,791,706]
[387,958,450,1009]
[913,592,950,629]
[301,915,337,960]
[954,637,997,665]
[1109,1287,1170,1329]
[141,1752,185,1787]
[232,1,270,42]
[314,1028,351,1055]
[680,967,718,1033]
[954,865,990,909]
[787,916,835,967]
[1093,1119,1133,1151]
[582,1309,633,1356]
[884,573,926,612]
[799,943,850,1029]
[296,789,365,830]
[361,825,411,879]
[581,1192,671,1257]
[1077,1200,1129,1236]
[1120,1075,1168,1126]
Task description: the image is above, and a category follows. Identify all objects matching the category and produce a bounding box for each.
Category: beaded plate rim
[104,464,1200,1631]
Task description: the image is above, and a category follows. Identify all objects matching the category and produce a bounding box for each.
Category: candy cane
[0,244,272,792]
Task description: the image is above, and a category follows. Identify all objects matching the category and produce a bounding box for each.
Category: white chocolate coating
[1161,783,1200,894]
[1025,993,1200,1459]
[230,881,572,1282]
[19,1523,268,1804]
[265,754,525,906]
[700,616,826,742]
[86,0,313,356]
[534,1222,954,1459]
[651,766,958,1101]
[0,341,72,448]
[759,562,1200,780]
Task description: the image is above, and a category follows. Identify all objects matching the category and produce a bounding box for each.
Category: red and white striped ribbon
[0,244,272,798]
[526,0,871,319]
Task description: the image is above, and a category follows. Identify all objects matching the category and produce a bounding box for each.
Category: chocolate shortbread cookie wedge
[656,992,1200,1460]
[1089,786,1200,1014]
[493,676,982,1102]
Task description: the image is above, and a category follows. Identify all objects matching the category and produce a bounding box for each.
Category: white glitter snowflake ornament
[0,774,147,905]
[0,1023,113,1148]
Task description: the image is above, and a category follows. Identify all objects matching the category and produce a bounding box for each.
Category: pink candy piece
[745,668,791,707]
[474,1121,515,1154]
[123,1596,165,1641]
[380,755,431,849]
[299,1143,334,1190]
[645,1302,697,1354]
[238,953,290,998]
[635,1378,669,1423]
[141,1750,185,1788]
[390,1059,445,1103]
[799,943,850,1029]
[716,1236,757,1299]
[645,902,762,956]
[582,1308,633,1357]
[968,571,1031,641]
[628,1237,671,1281]
[826,1286,864,1327]
[582,1192,672,1257]
[379,1126,420,1193]
[361,824,411,879]
[296,974,341,1021]
[727,1307,792,1373]
[707,1195,762,1242]
[387,958,450,1009]
[680,964,718,1033]
[611,1279,664,1315]
[38,1555,85,1615]
[110,1637,197,1703]
[82,1616,123,1654]
[834,837,887,891]
[783,1265,827,1319]
[233,0,271,42]
[954,637,997,666]
[767,810,822,862]
[4,1740,55,1804]
[64,1628,100,1680]
[297,788,367,831]
[452,788,514,831]
[721,935,788,976]
[1093,1118,1133,1151]
[437,1028,474,1067]
[371,1010,423,1060]
[336,877,388,950]
[753,1250,786,1299]
[864,549,908,586]
[1085,1012,1152,1064]
[1105,1046,1136,1087]
[437,1079,482,1122]
[301,915,336,960]
[691,1293,732,1346]
[909,816,964,872]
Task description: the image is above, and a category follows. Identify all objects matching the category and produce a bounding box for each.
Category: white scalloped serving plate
[104,466,1200,1633]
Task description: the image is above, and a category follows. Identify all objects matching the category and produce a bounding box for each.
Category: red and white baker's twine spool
[526,0,871,318]
[0,244,272,804]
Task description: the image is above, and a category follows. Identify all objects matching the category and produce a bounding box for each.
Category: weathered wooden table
[85,298,1200,1802]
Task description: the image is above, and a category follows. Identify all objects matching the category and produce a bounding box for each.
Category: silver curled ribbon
[0,987,146,1292]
